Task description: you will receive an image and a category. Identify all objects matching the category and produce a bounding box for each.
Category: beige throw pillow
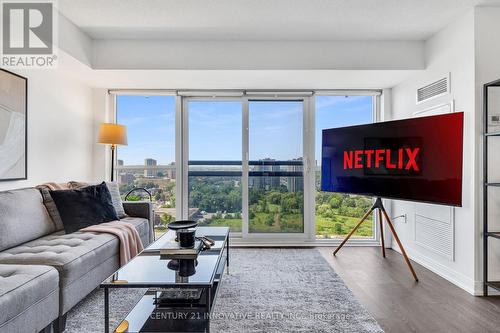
[104,182,127,218]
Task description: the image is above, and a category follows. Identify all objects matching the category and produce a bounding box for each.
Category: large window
[113,92,378,243]
[115,95,176,238]
[315,95,375,239]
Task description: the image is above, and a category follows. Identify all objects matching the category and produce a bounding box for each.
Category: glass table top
[101,227,229,288]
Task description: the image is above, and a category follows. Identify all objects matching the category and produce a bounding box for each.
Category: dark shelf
[485,281,500,292]
[483,81,500,296]
[486,232,500,240]
[114,294,210,333]
[485,78,500,87]
[485,132,500,137]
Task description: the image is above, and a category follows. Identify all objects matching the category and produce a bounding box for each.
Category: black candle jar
[178,228,196,248]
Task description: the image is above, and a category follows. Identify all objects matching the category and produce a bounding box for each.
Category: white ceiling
[59,0,486,41]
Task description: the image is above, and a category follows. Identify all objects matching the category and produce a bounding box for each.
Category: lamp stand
[110,144,116,182]
[333,197,418,281]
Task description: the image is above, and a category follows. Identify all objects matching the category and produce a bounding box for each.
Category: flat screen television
[321,112,464,206]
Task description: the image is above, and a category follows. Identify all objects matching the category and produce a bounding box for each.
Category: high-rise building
[165,168,176,180]
[251,158,280,190]
[144,158,158,177]
[287,157,304,193]
[145,158,157,166]
[117,159,124,166]
[118,173,135,185]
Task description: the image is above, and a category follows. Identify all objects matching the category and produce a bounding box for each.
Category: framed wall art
[0,68,27,181]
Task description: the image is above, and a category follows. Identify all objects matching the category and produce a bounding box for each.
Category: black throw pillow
[50,182,119,234]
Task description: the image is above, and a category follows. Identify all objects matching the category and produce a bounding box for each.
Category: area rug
[66,248,383,332]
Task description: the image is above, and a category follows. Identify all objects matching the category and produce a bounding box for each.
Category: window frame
[243,96,311,241]
[181,96,244,238]
[110,90,382,246]
[313,93,382,246]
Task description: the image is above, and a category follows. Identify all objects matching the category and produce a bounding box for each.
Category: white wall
[0,53,94,191]
[58,13,93,67]
[390,10,477,294]
[91,88,113,182]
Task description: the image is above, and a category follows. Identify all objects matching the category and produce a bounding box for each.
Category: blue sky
[116,95,176,165]
[116,95,372,165]
[314,95,373,164]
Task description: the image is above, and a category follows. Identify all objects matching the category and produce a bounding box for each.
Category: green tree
[317,203,330,215]
[265,215,274,226]
[344,197,356,207]
[268,191,281,205]
[125,194,141,201]
[160,213,174,225]
[329,196,342,209]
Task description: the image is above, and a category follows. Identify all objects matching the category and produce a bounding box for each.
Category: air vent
[416,74,450,104]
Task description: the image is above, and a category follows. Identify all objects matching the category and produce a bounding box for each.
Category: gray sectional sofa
[0,187,154,333]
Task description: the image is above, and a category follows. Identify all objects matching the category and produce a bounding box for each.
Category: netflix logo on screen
[343,146,421,174]
[356,137,422,176]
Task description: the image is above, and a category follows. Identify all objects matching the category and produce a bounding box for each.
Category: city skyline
[116,156,303,166]
[116,95,373,165]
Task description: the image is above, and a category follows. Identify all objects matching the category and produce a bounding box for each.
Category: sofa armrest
[123,201,154,244]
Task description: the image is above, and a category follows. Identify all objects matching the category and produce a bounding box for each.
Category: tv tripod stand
[333,197,418,281]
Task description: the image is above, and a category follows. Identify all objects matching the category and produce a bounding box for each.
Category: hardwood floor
[318,247,500,333]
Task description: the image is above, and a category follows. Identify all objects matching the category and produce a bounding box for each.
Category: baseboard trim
[392,246,476,295]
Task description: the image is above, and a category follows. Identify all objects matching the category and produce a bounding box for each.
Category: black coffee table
[100,227,229,333]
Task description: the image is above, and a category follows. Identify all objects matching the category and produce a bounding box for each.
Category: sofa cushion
[0,188,56,251]
[0,264,58,326]
[0,219,149,288]
[50,182,119,234]
[0,231,119,288]
[121,217,149,246]
[67,181,127,218]
[59,255,119,314]
[37,182,86,232]
[123,201,154,244]
[38,181,127,231]
[105,182,127,218]
[38,186,65,231]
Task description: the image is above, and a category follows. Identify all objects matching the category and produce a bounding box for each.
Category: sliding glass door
[248,100,305,234]
[186,100,243,232]
[183,96,312,240]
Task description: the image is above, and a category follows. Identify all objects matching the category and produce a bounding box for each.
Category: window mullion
[242,97,249,237]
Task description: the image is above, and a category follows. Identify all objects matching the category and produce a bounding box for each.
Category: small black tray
[167,220,198,230]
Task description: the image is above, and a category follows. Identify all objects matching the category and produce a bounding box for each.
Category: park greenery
[315,192,373,238]
[187,177,373,237]
[120,176,373,238]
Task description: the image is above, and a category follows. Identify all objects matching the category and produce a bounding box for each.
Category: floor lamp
[97,123,128,182]
[333,197,419,282]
